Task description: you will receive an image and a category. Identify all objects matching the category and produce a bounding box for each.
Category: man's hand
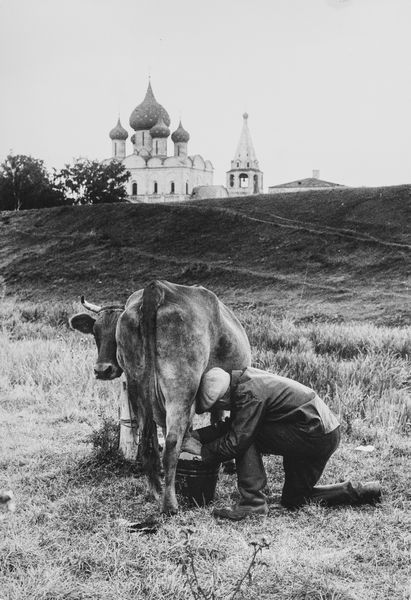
[181,436,203,456]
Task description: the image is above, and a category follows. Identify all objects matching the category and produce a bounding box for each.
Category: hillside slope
[0,185,410,324]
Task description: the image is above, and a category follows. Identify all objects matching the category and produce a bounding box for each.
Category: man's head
[197,367,231,413]
[69,297,124,380]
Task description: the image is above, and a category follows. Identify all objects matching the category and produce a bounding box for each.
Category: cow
[70,280,251,514]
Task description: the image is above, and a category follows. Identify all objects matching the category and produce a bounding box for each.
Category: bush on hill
[0,154,66,211]
[56,158,130,205]
[0,154,131,210]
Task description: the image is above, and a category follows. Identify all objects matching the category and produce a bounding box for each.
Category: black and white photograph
[0,0,410,598]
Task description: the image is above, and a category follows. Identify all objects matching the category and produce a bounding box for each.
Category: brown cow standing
[70,280,251,514]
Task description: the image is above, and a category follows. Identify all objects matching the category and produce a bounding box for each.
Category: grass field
[0,186,410,598]
[1,299,410,600]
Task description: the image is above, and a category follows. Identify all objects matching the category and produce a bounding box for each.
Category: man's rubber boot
[351,481,382,505]
[310,480,381,507]
[213,504,268,521]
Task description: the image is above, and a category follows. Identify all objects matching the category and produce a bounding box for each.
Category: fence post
[118,376,139,461]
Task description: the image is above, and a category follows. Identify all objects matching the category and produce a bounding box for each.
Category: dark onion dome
[109,118,128,140]
[171,120,190,143]
[150,115,170,138]
[129,81,170,131]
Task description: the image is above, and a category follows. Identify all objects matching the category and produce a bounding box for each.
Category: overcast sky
[0,0,410,188]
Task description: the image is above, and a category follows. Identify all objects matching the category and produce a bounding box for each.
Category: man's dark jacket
[201,367,340,463]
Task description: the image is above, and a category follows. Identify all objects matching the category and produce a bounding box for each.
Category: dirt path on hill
[185,204,411,250]
[129,249,410,299]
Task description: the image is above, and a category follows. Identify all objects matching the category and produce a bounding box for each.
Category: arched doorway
[239,173,249,189]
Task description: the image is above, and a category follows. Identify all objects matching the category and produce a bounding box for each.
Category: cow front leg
[162,405,194,515]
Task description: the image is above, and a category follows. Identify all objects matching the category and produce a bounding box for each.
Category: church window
[114,142,117,156]
[155,140,159,154]
[154,181,158,194]
[237,161,240,168]
[185,182,189,194]
[239,173,248,188]
[170,181,175,194]
[247,162,250,167]
[132,182,138,195]
[142,132,145,145]
[229,174,234,188]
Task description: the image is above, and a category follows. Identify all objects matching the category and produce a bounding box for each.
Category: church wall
[127,165,213,198]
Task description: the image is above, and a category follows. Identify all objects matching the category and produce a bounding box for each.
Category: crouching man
[181,367,381,520]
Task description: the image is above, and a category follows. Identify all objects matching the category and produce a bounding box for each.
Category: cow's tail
[140,281,164,496]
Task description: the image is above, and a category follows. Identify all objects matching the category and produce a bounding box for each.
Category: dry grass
[0,299,410,599]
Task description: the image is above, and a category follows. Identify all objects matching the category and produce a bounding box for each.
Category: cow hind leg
[162,405,194,515]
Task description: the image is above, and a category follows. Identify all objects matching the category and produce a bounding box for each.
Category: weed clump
[86,416,120,463]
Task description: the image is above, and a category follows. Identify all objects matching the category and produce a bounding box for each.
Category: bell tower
[226,113,263,196]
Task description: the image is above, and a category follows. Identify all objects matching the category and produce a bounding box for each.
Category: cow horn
[80,296,102,313]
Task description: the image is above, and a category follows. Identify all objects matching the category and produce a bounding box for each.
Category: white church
[106,81,212,202]
[106,81,263,202]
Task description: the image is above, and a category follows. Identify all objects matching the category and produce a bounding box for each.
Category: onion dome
[150,115,170,138]
[129,81,170,131]
[171,121,190,143]
[109,118,128,140]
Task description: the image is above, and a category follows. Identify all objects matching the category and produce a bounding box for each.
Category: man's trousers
[197,421,360,509]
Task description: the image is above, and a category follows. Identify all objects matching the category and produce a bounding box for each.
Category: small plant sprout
[179,528,270,600]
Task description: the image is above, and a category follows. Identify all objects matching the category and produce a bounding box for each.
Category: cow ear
[69,313,96,334]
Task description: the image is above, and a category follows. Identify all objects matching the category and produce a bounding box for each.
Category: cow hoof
[161,503,178,516]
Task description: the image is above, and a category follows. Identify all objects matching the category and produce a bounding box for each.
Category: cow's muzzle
[94,363,122,380]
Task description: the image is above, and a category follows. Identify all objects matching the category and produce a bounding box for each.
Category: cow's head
[70,296,124,380]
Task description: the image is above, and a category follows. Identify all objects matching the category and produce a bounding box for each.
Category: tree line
[0,154,130,211]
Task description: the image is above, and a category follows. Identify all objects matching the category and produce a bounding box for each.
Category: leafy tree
[56,158,130,205]
[0,154,65,211]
